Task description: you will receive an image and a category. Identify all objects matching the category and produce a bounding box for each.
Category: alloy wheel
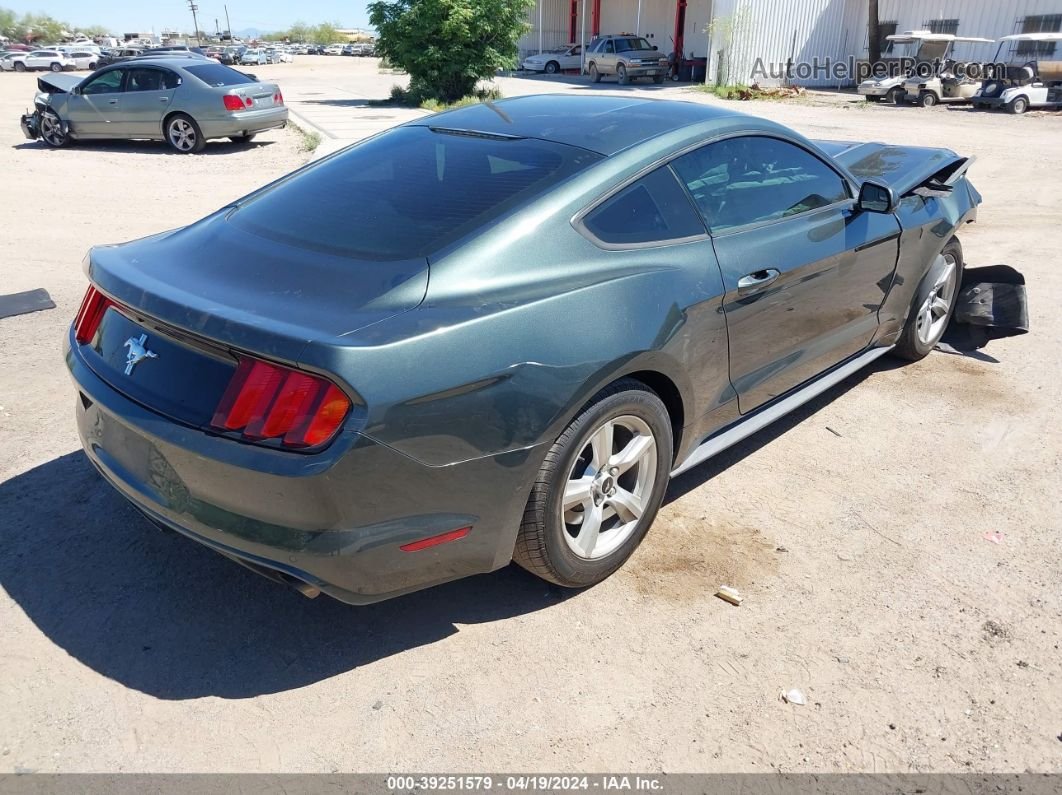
[168,118,197,152]
[915,253,958,347]
[40,112,66,147]
[561,415,658,560]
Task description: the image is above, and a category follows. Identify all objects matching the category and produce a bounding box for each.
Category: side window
[581,166,706,247]
[161,70,181,89]
[126,68,165,92]
[604,40,615,54]
[81,70,125,95]
[671,136,850,232]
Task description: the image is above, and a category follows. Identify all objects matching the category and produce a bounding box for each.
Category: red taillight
[222,94,244,111]
[74,285,113,344]
[274,90,283,105]
[211,357,351,449]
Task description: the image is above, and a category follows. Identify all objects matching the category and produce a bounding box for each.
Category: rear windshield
[229,125,602,261]
[184,63,256,87]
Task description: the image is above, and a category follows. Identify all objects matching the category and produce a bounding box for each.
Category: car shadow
[11,139,274,155]
[0,451,572,701]
[664,358,892,504]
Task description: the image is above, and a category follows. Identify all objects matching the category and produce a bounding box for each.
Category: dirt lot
[0,60,1059,774]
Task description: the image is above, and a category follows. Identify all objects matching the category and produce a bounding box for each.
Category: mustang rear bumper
[66,333,541,604]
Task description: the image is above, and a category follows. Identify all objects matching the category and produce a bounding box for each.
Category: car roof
[409,94,744,156]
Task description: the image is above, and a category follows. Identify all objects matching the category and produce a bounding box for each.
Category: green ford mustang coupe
[66,94,980,603]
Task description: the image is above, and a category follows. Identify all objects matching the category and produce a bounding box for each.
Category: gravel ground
[0,61,1059,774]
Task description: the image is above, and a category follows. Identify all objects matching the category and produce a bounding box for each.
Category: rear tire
[513,379,673,588]
[893,238,964,361]
[165,113,206,154]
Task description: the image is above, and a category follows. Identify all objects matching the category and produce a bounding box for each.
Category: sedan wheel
[50,62,62,72]
[514,379,673,588]
[166,114,206,154]
[545,61,559,74]
[14,61,26,72]
[39,110,68,148]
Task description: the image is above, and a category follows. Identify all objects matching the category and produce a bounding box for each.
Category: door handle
[159,97,169,102]
[737,268,780,293]
[108,99,118,104]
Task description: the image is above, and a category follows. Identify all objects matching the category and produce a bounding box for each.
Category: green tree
[21,13,66,43]
[312,21,339,45]
[0,7,19,40]
[369,0,533,103]
[288,20,310,43]
[78,24,112,38]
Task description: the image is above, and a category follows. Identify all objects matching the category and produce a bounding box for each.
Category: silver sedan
[20,57,288,153]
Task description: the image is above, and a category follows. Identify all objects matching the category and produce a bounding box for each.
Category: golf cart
[897,35,996,107]
[971,33,1062,114]
[859,31,955,104]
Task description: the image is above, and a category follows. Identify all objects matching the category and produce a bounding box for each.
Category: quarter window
[671,136,850,232]
[581,167,706,246]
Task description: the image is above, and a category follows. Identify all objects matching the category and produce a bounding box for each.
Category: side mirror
[858,181,896,213]
[652,45,658,50]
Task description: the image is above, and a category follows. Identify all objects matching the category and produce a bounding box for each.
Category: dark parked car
[67,95,980,604]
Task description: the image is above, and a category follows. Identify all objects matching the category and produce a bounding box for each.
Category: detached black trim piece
[0,288,56,320]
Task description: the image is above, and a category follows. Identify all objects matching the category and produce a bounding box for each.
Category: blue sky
[5,1,372,34]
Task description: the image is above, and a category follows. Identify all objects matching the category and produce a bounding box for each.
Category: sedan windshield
[229,125,603,261]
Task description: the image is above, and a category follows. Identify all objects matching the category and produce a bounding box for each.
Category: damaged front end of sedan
[21,73,80,143]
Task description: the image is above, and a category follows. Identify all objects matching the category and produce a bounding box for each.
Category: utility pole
[187,0,201,45]
[224,4,232,39]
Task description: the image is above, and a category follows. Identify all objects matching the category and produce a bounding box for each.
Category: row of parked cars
[0,47,103,72]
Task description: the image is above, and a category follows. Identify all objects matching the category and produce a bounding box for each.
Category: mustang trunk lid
[81,213,428,426]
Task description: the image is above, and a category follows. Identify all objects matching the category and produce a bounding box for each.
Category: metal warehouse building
[518,0,1062,86]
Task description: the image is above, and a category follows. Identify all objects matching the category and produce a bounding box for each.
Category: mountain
[233,27,269,39]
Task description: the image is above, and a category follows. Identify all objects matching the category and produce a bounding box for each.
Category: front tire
[918,91,938,108]
[39,109,68,148]
[888,87,904,104]
[14,61,26,72]
[617,63,629,85]
[893,238,963,361]
[545,60,559,74]
[513,379,673,588]
[165,113,206,154]
[1008,96,1029,115]
[50,62,62,72]
[589,62,601,83]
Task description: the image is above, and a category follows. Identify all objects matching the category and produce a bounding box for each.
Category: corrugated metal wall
[520,0,1062,82]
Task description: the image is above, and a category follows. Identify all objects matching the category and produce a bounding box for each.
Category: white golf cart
[971,33,1062,114]
[858,31,950,104]
[897,35,996,107]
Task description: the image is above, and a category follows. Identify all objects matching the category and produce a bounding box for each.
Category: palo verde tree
[369,0,533,103]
